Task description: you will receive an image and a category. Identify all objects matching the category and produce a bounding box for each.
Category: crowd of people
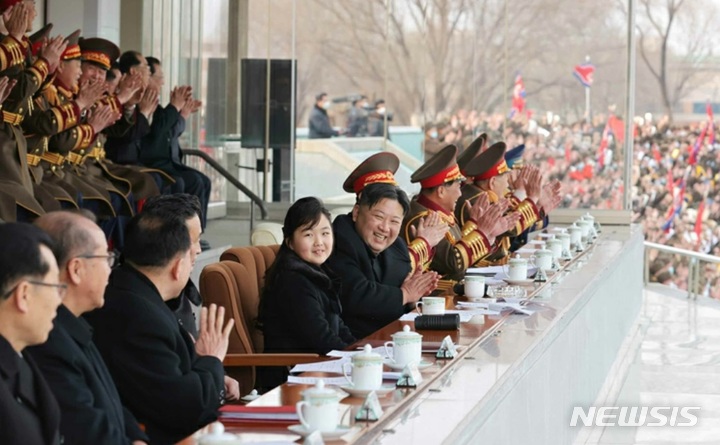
[421,107,720,295]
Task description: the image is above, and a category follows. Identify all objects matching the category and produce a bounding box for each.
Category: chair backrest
[220,245,280,290]
[199,262,256,354]
[199,261,258,393]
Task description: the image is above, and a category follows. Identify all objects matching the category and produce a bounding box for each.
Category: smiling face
[57,59,83,90]
[352,198,404,256]
[288,214,333,266]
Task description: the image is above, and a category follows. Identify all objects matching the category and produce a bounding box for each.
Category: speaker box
[241,59,296,149]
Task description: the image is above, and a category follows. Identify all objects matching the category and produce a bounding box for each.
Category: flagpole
[584,56,591,120]
[623,0,636,211]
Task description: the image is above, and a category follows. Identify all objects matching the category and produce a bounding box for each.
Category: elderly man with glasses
[26,211,149,445]
[0,222,64,445]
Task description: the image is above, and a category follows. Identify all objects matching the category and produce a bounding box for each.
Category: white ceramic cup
[504,256,529,281]
[464,275,486,300]
[546,239,563,259]
[296,380,340,432]
[556,233,571,252]
[384,326,422,367]
[416,296,446,315]
[533,249,553,271]
[342,345,383,390]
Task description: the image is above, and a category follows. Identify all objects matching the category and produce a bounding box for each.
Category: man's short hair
[358,183,410,216]
[315,92,327,102]
[106,62,120,82]
[118,50,143,74]
[0,223,56,300]
[123,212,191,268]
[142,193,202,222]
[34,212,98,268]
[146,56,160,75]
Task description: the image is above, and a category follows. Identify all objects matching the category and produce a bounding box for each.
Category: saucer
[383,358,434,371]
[339,384,395,397]
[288,424,352,440]
[502,278,535,286]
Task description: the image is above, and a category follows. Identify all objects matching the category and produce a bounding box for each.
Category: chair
[200,259,318,394]
[251,222,284,246]
[220,245,280,291]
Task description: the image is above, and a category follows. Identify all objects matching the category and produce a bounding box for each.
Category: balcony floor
[580,284,720,445]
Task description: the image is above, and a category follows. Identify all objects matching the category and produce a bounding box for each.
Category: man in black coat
[86,200,236,444]
[0,223,63,445]
[26,212,148,445]
[141,57,211,240]
[308,92,340,139]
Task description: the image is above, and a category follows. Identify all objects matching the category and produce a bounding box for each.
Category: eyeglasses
[27,281,68,300]
[1,280,68,300]
[76,251,118,268]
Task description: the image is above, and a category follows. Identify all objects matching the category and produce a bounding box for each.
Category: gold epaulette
[403,210,431,244]
[41,151,65,166]
[26,154,41,166]
[2,110,23,126]
[65,152,84,165]
[86,147,106,160]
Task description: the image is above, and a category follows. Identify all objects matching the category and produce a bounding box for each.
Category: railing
[182,149,268,224]
[644,241,720,300]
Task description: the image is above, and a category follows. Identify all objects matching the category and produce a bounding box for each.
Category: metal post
[623,0,636,210]
[289,0,297,201]
[263,1,271,202]
[382,0,391,149]
[643,247,649,285]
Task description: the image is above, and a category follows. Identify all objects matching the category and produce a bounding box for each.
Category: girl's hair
[281,197,332,243]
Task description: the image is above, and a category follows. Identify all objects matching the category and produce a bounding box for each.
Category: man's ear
[65,258,83,286]
[169,254,184,282]
[13,281,31,314]
[351,204,360,222]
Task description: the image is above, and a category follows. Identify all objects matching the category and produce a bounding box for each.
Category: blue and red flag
[509,72,526,118]
[573,62,595,88]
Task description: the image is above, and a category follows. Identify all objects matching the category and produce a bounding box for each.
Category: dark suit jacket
[0,335,61,445]
[105,110,152,165]
[26,305,148,445]
[326,214,412,339]
[140,104,182,172]
[86,264,225,445]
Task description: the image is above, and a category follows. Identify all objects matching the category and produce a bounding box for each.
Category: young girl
[257,197,355,389]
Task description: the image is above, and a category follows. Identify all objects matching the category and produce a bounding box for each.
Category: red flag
[565,140,572,163]
[707,102,715,145]
[695,198,705,244]
[652,143,662,163]
[608,115,625,144]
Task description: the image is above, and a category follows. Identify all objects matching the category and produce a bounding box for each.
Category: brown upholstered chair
[220,244,280,291]
[200,258,318,394]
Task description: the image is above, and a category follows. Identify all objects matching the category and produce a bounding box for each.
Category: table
[186,225,644,445]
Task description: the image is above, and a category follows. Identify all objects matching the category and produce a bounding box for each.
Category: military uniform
[0,26,53,220]
[402,145,493,282]
[456,143,542,266]
[79,37,166,206]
